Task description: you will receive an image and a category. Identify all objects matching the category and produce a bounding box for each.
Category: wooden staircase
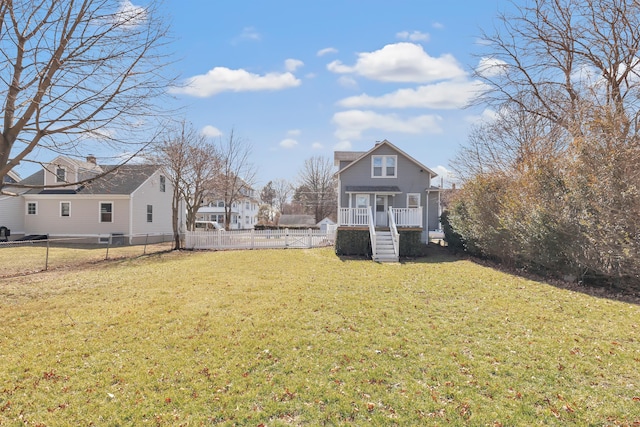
[372,230,399,262]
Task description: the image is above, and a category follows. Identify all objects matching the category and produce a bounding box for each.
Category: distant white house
[0,156,175,244]
[197,184,260,230]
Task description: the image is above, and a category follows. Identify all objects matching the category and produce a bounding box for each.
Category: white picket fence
[185,228,336,250]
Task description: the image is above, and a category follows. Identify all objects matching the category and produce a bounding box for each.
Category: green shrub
[335,229,371,256]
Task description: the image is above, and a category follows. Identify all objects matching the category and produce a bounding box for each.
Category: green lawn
[0,247,638,425]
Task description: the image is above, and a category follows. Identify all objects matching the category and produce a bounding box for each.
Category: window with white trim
[100,202,113,223]
[407,193,420,209]
[147,204,153,222]
[27,202,37,215]
[60,201,70,217]
[355,194,369,209]
[372,155,397,178]
[159,175,166,192]
[56,166,66,183]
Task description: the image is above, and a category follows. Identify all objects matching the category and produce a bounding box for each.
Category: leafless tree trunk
[296,156,337,223]
[0,0,174,193]
[152,121,219,249]
[273,179,293,214]
[213,129,257,231]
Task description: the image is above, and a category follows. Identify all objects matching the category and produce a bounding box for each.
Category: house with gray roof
[334,140,442,262]
[0,156,175,244]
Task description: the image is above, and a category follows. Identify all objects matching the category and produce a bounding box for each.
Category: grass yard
[0,247,639,426]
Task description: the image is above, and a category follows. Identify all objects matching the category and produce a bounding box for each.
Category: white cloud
[170,67,301,97]
[112,1,147,27]
[432,165,459,186]
[337,80,488,110]
[332,110,442,140]
[317,47,338,57]
[432,22,445,30]
[333,140,352,151]
[396,30,430,42]
[287,129,301,136]
[285,59,304,72]
[202,125,222,137]
[327,42,466,83]
[465,108,498,124]
[279,138,298,148]
[476,57,508,78]
[232,27,261,44]
[337,76,359,89]
[312,142,324,150]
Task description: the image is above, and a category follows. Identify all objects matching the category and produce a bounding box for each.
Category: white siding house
[0,156,175,244]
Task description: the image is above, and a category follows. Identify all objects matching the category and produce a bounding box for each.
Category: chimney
[87,155,96,164]
[452,183,456,190]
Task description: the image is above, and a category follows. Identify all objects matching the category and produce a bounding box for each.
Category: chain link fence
[0,233,177,278]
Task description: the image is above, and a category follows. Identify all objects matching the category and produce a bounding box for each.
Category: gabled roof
[278,214,316,227]
[21,164,160,195]
[334,139,438,178]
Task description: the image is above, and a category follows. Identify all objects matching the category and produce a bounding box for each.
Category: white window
[56,166,66,183]
[26,202,38,215]
[217,200,225,208]
[355,194,369,209]
[159,175,166,192]
[60,201,70,217]
[100,202,113,223]
[407,193,420,209]
[146,205,153,222]
[372,155,397,178]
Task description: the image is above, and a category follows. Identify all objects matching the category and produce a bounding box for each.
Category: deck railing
[338,207,370,226]
[338,207,422,227]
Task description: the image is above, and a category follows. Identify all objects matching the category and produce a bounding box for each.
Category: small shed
[316,217,336,232]
[278,214,317,229]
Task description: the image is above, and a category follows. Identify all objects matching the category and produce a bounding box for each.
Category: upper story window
[217,200,225,208]
[147,205,153,222]
[159,175,166,192]
[372,155,396,178]
[56,166,66,183]
[27,202,38,215]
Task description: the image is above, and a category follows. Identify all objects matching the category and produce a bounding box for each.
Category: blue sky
[8,1,513,188]
[158,0,508,188]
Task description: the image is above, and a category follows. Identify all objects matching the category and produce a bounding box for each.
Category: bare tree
[450,0,640,283]
[152,121,219,249]
[213,129,257,230]
[273,178,293,214]
[295,156,337,223]
[0,0,173,193]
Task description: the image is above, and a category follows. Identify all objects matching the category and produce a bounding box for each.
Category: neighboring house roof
[3,170,21,184]
[278,214,316,227]
[335,139,438,178]
[334,151,366,165]
[316,217,336,225]
[345,185,402,193]
[21,164,160,195]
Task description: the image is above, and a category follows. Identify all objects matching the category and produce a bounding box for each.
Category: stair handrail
[368,207,376,258]
[388,207,399,257]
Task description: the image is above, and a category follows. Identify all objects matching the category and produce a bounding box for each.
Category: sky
[116,1,512,189]
[153,0,516,189]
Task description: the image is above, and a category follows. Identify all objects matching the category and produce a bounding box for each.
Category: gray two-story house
[334,140,442,261]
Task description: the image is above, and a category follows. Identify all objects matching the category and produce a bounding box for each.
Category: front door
[375,195,388,227]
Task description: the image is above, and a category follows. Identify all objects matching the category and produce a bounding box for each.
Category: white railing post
[388,206,399,257]
[368,208,376,257]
